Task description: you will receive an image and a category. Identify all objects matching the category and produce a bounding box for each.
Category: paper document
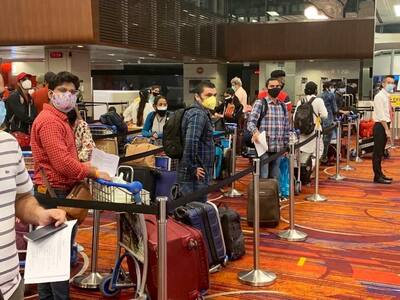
[24,220,77,284]
[90,148,120,177]
[254,131,268,156]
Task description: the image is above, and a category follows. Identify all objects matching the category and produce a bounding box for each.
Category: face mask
[51,91,77,113]
[224,96,232,101]
[329,88,335,94]
[201,96,217,110]
[231,85,237,92]
[153,92,160,97]
[0,101,6,126]
[28,89,35,96]
[339,88,346,94]
[268,88,281,98]
[21,79,32,90]
[385,84,395,94]
[157,107,167,117]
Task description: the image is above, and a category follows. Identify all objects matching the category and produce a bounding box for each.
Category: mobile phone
[24,223,68,242]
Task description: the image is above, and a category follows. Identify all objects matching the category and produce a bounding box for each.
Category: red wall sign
[50,51,63,58]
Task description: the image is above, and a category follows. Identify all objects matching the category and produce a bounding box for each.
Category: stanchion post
[355,114,363,163]
[306,129,328,202]
[341,118,355,171]
[395,109,399,140]
[225,125,243,197]
[330,121,346,181]
[238,158,276,286]
[73,210,104,289]
[277,135,307,241]
[157,197,168,300]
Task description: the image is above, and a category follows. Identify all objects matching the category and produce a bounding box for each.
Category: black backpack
[162,107,194,159]
[294,96,317,135]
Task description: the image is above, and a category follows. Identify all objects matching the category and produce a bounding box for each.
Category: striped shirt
[0,131,33,300]
[247,98,290,153]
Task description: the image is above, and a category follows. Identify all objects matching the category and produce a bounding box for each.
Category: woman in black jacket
[214,88,243,126]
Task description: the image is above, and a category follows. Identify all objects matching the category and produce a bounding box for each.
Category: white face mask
[21,79,32,90]
[157,106,167,111]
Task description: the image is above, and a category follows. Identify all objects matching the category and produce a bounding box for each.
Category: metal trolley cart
[89,124,119,155]
[73,177,146,298]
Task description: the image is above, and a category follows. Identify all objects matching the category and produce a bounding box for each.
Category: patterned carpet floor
[25,147,400,299]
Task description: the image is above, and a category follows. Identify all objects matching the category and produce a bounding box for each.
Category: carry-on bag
[174,201,227,270]
[145,215,209,300]
[155,170,177,199]
[247,178,280,228]
[125,137,161,168]
[217,204,245,261]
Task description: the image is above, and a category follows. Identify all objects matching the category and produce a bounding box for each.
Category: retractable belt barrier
[37,123,338,214]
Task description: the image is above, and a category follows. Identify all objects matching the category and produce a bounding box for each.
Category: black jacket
[5,91,36,134]
[100,111,128,134]
[215,95,243,124]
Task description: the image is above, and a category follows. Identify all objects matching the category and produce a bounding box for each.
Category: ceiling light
[267,11,279,17]
[188,13,196,17]
[139,57,145,59]
[226,61,230,64]
[191,58,196,61]
[251,19,258,23]
[183,9,188,13]
[395,5,400,17]
[304,5,328,20]
[108,53,115,56]
[116,59,123,62]
[77,45,84,48]
[148,53,156,57]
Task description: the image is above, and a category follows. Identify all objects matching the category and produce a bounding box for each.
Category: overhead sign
[50,51,63,59]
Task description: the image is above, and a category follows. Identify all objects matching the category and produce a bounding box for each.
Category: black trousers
[372,122,388,179]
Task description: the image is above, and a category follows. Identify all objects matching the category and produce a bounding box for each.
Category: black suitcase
[218,204,245,261]
[247,178,280,228]
[294,152,313,185]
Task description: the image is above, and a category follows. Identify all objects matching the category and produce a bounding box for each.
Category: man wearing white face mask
[177,80,216,203]
[372,75,396,184]
[30,72,111,300]
[5,72,37,142]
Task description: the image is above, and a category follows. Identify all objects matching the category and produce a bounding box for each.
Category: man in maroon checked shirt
[30,71,110,300]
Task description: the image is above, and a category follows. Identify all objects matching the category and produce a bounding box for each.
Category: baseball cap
[16,72,32,82]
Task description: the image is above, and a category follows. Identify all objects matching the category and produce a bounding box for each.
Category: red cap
[16,72,32,82]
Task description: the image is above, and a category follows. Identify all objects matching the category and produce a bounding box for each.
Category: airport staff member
[372,75,395,184]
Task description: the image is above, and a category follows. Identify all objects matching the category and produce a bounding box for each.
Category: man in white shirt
[294,81,328,157]
[0,130,66,300]
[372,75,395,184]
[231,77,251,112]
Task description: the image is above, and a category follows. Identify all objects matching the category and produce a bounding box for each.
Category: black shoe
[382,175,393,181]
[374,177,392,184]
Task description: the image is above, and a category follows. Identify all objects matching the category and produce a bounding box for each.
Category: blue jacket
[321,91,338,127]
[142,111,170,138]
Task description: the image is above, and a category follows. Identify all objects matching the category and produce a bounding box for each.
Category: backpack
[162,107,194,159]
[294,96,317,135]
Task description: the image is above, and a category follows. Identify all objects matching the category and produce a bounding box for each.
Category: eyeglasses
[54,88,80,95]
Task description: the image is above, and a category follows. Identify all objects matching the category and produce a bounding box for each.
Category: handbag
[40,169,91,225]
[224,103,235,120]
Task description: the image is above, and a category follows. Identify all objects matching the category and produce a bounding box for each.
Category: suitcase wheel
[100,274,121,298]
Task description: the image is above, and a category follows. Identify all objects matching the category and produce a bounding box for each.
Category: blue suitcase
[174,201,227,271]
[155,170,177,200]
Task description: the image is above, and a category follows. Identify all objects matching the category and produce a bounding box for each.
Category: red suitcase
[145,216,209,300]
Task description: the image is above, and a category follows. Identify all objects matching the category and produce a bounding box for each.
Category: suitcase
[174,202,227,270]
[155,170,177,200]
[145,215,209,300]
[294,152,313,185]
[218,204,245,261]
[126,166,160,201]
[247,179,280,228]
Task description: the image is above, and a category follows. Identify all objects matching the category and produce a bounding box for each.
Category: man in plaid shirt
[178,81,217,202]
[248,78,290,179]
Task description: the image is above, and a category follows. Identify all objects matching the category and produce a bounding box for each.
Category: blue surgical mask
[0,101,6,126]
[385,84,395,94]
[339,88,346,94]
[148,95,155,105]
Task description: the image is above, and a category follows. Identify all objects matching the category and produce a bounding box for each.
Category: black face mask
[157,109,167,117]
[153,92,160,97]
[268,88,281,98]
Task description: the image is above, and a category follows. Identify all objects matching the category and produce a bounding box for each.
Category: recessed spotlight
[183,9,188,13]
[188,13,196,17]
[267,11,279,17]
[226,61,230,64]
[148,53,156,57]
[132,23,139,26]
[116,59,123,62]
[395,5,400,17]
[77,45,84,48]
[191,58,196,61]
[139,57,145,59]
[108,53,115,56]
[251,19,258,23]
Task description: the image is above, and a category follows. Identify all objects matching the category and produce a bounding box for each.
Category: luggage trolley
[90,124,119,155]
[92,174,150,299]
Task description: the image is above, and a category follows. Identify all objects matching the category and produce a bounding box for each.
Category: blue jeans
[34,189,75,300]
[178,178,210,203]
[260,152,282,180]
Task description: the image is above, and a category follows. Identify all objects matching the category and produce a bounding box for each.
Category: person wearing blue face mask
[372,75,395,184]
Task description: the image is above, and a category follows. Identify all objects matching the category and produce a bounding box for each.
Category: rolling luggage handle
[238,158,277,286]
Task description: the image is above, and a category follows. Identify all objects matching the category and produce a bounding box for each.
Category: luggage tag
[37,185,47,194]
